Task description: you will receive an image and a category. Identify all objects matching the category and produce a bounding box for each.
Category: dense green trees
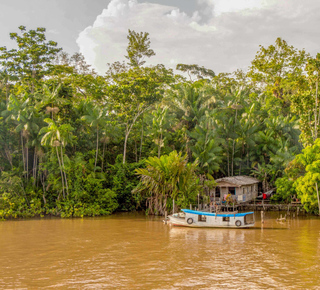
[134,151,200,215]
[1,26,320,218]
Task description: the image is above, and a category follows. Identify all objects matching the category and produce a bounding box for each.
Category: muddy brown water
[0,212,320,289]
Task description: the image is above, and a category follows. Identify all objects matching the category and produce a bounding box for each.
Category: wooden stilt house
[212,176,259,204]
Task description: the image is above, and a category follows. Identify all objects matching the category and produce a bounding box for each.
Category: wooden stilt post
[261,210,264,224]
[173,199,175,214]
[190,204,192,210]
[164,211,167,224]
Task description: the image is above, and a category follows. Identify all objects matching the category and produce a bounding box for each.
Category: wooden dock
[205,202,303,213]
[240,202,302,211]
[196,201,303,213]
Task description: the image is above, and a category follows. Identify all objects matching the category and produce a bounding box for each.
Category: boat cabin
[212,176,259,204]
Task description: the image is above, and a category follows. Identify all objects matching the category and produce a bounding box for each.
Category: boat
[167,209,255,228]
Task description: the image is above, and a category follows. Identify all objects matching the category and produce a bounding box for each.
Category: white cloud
[77,0,320,75]
[199,0,275,16]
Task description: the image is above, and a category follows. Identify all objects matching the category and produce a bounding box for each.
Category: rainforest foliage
[0,26,320,218]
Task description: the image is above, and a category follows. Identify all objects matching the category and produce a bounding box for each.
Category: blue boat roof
[182,209,254,217]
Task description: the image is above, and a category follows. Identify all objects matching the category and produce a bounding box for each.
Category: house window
[198,215,206,222]
[223,216,230,222]
[215,187,220,198]
[229,187,236,195]
[243,188,245,194]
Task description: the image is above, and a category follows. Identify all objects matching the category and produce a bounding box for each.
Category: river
[0,212,320,289]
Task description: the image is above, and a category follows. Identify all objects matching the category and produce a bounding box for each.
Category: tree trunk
[226,142,230,177]
[123,125,129,164]
[134,140,138,162]
[21,132,26,175]
[139,119,144,160]
[314,80,318,141]
[101,140,106,173]
[5,83,9,105]
[231,139,235,176]
[39,159,46,204]
[60,146,69,196]
[123,107,149,164]
[33,150,37,186]
[56,146,65,199]
[247,143,249,169]
[41,173,46,204]
[94,126,99,172]
[26,140,29,180]
[158,131,163,158]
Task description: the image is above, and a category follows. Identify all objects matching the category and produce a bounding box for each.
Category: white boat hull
[168,209,255,228]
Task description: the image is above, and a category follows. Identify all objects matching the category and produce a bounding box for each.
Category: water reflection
[169,227,247,244]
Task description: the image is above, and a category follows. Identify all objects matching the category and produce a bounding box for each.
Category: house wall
[237,184,259,202]
[211,183,259,204]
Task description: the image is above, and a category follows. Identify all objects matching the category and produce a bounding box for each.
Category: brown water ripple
[0,212,320,289]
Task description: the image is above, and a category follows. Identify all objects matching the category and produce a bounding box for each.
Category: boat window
[244,214,254,224]
[223,216,230,222]
[198,215,206,222]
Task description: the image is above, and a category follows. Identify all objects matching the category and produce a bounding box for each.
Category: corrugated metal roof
[215,175,259,186]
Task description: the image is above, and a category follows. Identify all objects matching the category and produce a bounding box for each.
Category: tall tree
[108,66,174,164]
[248,37,308,110]
[291,53,320,146]
[0,26,61,93]
[125,30,155,67]
[176,64,215,82]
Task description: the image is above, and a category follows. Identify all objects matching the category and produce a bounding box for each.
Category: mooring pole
[173,199,175,214]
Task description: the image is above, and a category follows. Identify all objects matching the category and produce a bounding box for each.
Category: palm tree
[189,120,223,175]
[3,94,39,180]
[134,151,200,215]
[40,118,73,198]
[146,105,173,158]
[81,101,109,172]
[166,83,216,131]
[35,84,67,120]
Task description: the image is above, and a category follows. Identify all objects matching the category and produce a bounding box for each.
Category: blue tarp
[182,209,254,217]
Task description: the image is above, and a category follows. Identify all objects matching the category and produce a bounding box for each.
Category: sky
[0,0,320,75]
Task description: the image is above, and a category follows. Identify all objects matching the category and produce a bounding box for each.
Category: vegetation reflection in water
[0,212,320,289]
